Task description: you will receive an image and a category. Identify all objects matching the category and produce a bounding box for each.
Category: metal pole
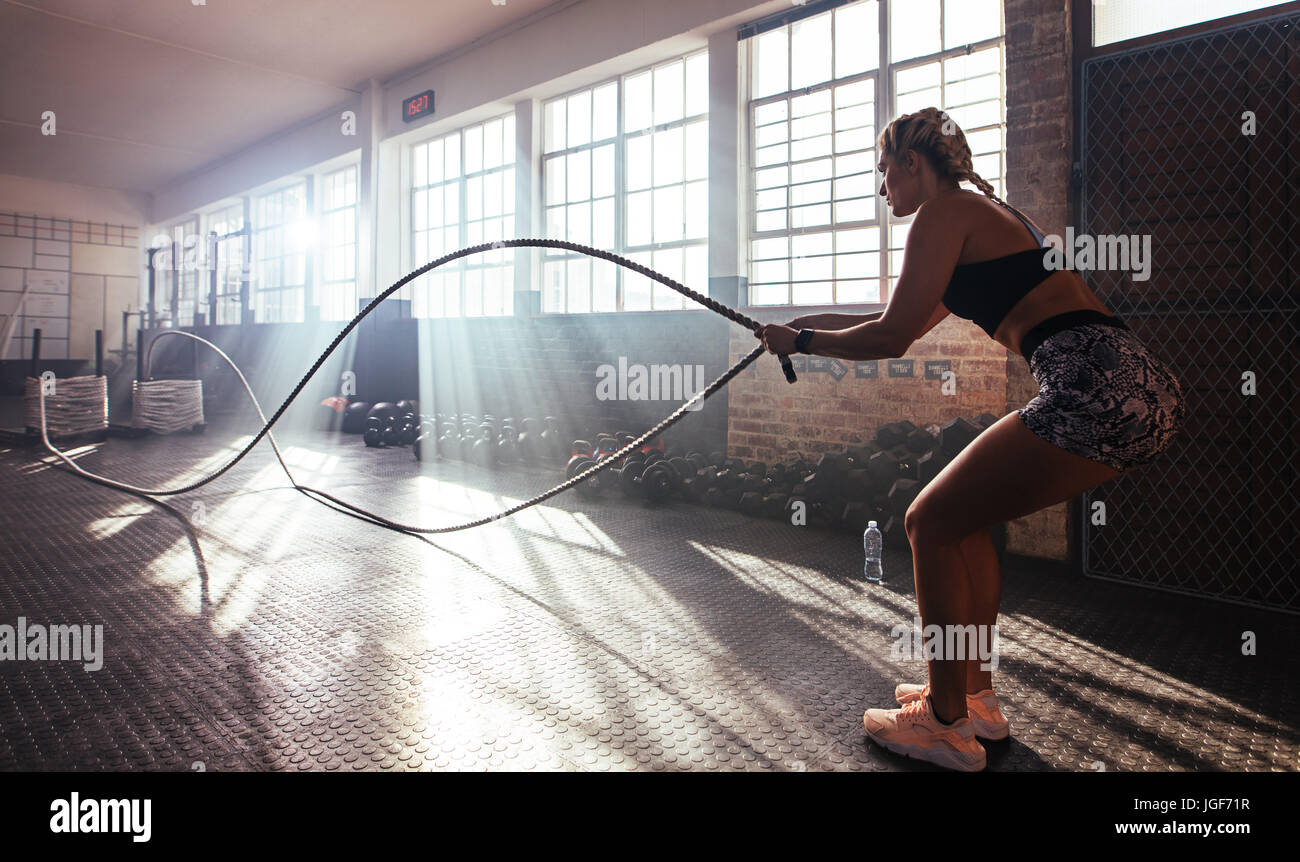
[29,327,41,379]
[170,238,180,329]
[208,230,219,326]
[95,329,103,377]
[146,247,158,329]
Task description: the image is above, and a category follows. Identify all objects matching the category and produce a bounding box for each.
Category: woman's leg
[957,528,1000,694]
[906,412,1123,723]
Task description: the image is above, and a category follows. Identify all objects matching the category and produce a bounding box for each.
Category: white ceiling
[0,0,567,195]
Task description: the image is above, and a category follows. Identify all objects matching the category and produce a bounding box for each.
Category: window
[541,51,708,313]
[204,202,246,326]
[746,0,1005,307]
[251,182,308,323]
[319,166,358,321]
[410,114,516,317]
[1092,0,1291,47]
[154,218,199,326]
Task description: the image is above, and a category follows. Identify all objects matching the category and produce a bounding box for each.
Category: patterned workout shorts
[1017,323,1186,473]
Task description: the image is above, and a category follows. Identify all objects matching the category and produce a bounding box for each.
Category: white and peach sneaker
[862,694,987,772]
[894,682,1010,741]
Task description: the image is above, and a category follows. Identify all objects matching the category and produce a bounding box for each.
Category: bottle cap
[867,520,877,528]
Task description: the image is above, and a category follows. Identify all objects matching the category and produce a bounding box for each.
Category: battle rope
[34,239,796,534]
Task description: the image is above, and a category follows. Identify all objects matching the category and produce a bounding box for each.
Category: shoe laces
[900,697,933,722]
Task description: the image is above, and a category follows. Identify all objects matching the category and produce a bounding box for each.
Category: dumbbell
[867,450,903,487]
[888,478,922,516]
[617,454,648,498]
[889,446,921,481]
[940,417,981,459]
[904,427,937,454]
[363,416,384,448]
[564,454,607,498]
[636,459,680,503]
[875,422,908,449]
[917,449,950,484]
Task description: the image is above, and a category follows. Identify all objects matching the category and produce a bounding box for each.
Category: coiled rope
[34,239,789,534]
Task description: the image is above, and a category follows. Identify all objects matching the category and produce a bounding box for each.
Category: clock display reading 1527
[403,90,434,123]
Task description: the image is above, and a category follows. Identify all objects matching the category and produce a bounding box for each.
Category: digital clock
[402,90,435,123]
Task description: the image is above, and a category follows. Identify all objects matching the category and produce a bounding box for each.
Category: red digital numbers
[403,90,434,123]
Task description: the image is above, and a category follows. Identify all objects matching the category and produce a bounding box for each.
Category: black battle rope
[36,239,797,534]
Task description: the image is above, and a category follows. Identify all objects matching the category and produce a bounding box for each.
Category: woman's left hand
[756,324,799,356]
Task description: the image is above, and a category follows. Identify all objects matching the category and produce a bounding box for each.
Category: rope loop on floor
[35,240,788,533]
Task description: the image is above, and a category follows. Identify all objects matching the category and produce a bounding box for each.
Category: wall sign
[887,359,914,377]
[924,360,952,379]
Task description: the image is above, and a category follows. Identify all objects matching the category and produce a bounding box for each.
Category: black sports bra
[942,204,1055,338]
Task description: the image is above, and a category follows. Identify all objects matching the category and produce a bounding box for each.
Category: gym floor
[2,418,1296,772]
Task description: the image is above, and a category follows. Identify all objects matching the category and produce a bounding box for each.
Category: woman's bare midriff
[991,269,1114,358]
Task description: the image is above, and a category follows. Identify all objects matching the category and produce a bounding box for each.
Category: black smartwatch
[794,328,815,354]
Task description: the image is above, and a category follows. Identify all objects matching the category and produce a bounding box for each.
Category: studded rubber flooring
[1,420,1297,772]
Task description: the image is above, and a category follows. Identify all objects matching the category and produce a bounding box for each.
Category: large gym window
[1092,0,1292,47]
[540,50,708,313]
[410,113,516,318]
[251,182,309,324]
[744,0,1005,307]
[319,165,358,321]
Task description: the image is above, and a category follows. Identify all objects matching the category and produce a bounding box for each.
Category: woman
[757,108,1185,772]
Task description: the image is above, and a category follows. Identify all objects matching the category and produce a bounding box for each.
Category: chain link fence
[1079,11,1298,613]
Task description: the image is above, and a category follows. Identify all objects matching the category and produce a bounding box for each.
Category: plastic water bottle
[863,520,883,583]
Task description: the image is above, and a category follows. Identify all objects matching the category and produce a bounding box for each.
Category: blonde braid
[879,107,1046,237]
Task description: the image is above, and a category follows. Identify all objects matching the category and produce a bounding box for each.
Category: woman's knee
[905,496,950,547]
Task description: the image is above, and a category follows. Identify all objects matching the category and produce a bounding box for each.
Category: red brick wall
[726,315,1008,463]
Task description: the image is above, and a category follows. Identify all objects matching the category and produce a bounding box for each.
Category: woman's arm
[787,201,965,360]
[786,311,884,330]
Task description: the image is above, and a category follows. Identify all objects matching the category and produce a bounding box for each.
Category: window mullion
[878,0,890,305]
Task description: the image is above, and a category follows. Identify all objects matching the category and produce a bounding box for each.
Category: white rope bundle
[23,375,108,438]
[132,378,204,434]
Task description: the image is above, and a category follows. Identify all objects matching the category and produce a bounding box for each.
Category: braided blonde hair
[878,107,1045,236]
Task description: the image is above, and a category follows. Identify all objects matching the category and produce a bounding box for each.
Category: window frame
[408,112,517,318]
[318,164,360,322]
[249,179,311,324]
[539,49,710,315]
[743,0,1007,310]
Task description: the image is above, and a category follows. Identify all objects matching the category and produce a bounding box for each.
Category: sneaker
[895,682,1010,741]
[862,694,987,772]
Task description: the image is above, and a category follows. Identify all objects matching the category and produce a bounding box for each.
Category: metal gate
[1079,11,1299,612]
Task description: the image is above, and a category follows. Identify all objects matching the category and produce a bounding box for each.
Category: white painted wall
[0,174,148,226]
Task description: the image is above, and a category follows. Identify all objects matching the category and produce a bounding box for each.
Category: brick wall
[725,315,1008,463]
[1003,0,1074,559]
